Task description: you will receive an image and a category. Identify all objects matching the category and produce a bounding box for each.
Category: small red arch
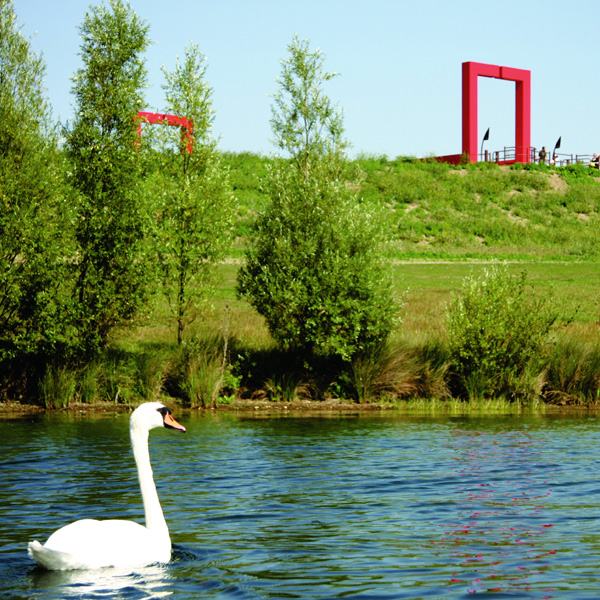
[137,111,194,154]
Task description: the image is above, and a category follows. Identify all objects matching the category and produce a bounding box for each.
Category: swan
[27,402,186,571]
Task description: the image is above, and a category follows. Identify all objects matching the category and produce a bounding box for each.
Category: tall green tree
[238,36,397,361]
[66,0,150,356]
[0,0,75,362]
[148,43,234,344]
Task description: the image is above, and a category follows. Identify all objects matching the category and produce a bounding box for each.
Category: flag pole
[480,128,490,162]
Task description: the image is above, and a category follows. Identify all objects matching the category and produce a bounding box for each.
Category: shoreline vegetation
[7,156,600,413]
[3,398,600,416]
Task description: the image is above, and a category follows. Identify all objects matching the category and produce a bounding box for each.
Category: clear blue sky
[13,0,598,159]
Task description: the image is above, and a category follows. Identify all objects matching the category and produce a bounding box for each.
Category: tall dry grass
[544,333,600,404]
[348,338,450,403]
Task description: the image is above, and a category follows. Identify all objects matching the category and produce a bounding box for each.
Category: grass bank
[227,154,600,261]
[56,261,594,411]
[8,157,600,410]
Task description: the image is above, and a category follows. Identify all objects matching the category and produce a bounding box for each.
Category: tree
[66,0,150,356]
[0,0,75,362]
[147,43,234,344]
[238,36,397,361]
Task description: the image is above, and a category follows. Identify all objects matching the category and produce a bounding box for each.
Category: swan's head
[130,402,186,433]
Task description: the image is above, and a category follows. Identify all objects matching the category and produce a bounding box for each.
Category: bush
[446,263,561,400]
[239,163,398,361]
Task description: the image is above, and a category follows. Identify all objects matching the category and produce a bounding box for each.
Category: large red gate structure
[435,61,532,165]
[462,61,531,163]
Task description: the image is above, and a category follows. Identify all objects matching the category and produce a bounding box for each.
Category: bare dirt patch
[548,173,568,193]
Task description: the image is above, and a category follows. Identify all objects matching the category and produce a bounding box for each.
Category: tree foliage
[0,0,74,361]
[66,0,150,356]
[238,36,398,361]
[269,35,346,178]
[147,43,234,344]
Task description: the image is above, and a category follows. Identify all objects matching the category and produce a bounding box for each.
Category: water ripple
[1,412,600,598]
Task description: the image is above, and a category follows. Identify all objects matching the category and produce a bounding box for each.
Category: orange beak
[164,412,186,432]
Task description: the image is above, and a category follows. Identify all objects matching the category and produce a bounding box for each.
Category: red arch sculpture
[462,61,531,163]
[137,111,194,154]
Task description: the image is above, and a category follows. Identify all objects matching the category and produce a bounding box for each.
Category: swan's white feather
[28,540,83,571]
[29,518,170,570]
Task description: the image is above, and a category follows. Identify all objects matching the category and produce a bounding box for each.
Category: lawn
[126,260,600,350]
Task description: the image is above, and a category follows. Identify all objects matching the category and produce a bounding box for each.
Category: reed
[348,338,451,403]
[133,349,169,402]
[78,361,100,404]
[40,365,77,409]
[544,333,600,404]
[166,333,233,408]
[99,349,135,404]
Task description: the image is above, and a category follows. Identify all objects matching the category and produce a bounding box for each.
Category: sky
[12,0,599,159]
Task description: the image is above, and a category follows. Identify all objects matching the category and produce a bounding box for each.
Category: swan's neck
[130,426,170,540]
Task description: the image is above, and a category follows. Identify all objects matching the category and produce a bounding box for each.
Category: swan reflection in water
[28,562,173,599]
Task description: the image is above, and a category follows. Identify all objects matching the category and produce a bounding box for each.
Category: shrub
[239,164,398,361]
[446,263,561,400]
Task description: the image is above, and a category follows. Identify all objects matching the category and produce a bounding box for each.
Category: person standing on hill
[538,146,547,164]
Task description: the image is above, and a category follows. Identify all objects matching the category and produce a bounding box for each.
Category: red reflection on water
[430,428,557,598]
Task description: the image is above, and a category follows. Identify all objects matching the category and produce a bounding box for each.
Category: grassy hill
[224,153,600,261]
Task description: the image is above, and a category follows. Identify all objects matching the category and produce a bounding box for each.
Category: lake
[1,408,599,599]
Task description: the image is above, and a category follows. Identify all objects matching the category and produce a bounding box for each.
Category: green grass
[386,395,543,415]
[225,154,600,261]
[101,260,599,408]
[89,156,600,407]
[393,262,600,340]
[142,261,596,346]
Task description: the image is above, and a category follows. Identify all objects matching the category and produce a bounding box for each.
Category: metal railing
[534,150,598,167]
[478,146,600,168]
[478,146,535,164]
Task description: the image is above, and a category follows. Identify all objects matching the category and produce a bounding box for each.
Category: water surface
[1,409,599,599]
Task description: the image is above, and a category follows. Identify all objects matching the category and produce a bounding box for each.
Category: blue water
[1,409,599,599]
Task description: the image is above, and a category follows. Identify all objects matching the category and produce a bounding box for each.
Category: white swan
[28,402,186,571]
